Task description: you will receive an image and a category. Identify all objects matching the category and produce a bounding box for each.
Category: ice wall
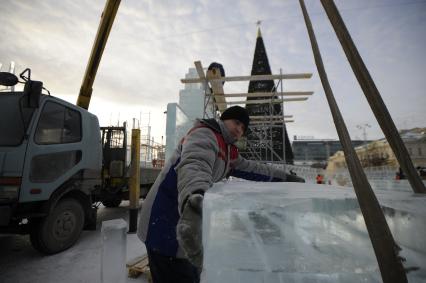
[202,182,426,283]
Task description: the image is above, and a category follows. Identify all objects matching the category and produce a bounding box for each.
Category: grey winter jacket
[137,119,301,258]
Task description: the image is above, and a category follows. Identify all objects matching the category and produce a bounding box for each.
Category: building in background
[165,68,214,160]
[292,137,366,168]
[326,127,426,173]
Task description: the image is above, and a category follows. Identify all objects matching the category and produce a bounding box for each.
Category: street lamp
[356,123,371,145]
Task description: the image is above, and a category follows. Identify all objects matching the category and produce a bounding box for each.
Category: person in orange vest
[316,174,324,184]
[395,172,400,180]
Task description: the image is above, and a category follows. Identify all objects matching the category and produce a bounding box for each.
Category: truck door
[0,92,34,204]
[20,99,84,203]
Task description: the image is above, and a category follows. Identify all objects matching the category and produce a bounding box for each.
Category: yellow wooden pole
[128,127,140,233]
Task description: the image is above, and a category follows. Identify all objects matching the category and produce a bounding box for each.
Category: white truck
[0,0,160,254]
[0,70,104,253]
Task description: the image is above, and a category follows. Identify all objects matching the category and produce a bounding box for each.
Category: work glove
[176,194,204,269]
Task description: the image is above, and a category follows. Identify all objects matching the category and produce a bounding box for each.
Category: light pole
[356,123,371,145]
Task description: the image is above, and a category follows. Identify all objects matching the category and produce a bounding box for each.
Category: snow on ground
[0,201,149,283]
[2,181,425,283]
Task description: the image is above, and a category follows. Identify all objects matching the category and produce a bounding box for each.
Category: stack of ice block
[202,182,426,283]
[101,219,127,283]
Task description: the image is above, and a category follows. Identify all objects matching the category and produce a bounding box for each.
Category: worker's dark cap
[220,106,250,132]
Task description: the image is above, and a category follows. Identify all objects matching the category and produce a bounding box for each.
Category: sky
[1,0,425,143]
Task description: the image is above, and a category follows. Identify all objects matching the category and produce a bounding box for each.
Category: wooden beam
[194,61,206,83]
[250,120,294,124]
[300,1,407,282]
[207,67,227,113]
[216,97,308,105]
[223,91,314,98]
[251,119,285,123]
[181,73,312,84]
[250,115,293,119]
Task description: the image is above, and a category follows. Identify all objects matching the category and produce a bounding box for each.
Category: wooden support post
[299,1,407,282]
[194,61,216,119]
[320,0,425,194]
[207,66,227,114]
[128,128,141,233]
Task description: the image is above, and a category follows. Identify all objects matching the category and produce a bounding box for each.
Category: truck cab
[0,73,102,253]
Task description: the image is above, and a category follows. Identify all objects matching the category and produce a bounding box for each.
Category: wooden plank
[250,115,293,119]
[207,67,227,113]
[216,97,308,105]
[224,91,314,98]
[127,254,151,279]
[194,61,206,80]
[126,255,146,267]
[251,120,294,124]
[181,73,312,84]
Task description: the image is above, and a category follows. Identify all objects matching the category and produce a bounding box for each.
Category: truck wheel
[30,198,84,254]
[101,198,122,208]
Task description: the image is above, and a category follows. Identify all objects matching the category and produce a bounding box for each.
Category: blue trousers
[147,249,200,283]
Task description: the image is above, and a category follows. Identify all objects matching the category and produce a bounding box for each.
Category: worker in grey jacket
[138,106,304,283]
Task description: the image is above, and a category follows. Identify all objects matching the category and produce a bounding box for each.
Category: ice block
[101,218,127,283]
[202,181,426,282]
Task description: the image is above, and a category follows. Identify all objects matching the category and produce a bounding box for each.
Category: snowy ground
[0,201,149,283]
[2,181,425,283]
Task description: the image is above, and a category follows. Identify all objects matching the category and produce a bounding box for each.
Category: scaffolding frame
[181,61,313,165]
[241,72,290,164]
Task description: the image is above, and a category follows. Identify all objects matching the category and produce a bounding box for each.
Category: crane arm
[76,0,121,109]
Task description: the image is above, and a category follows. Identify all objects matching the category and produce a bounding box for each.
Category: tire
[30,198,85,254]
[101,198,122,208]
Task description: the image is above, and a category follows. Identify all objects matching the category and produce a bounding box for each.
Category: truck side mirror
[24,80,43,108]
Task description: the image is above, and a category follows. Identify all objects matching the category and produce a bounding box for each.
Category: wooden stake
[299,1,407,282]
[320,0,425,194]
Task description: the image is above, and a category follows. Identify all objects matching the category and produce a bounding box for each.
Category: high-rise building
[165,68,214,160]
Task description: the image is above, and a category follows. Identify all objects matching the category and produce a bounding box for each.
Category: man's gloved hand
[176,194,204,269]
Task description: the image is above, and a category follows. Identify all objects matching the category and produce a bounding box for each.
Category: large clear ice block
[101,218,127,283]
[202,182,426,283]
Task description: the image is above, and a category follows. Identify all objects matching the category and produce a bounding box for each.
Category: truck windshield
[0,92,34,146]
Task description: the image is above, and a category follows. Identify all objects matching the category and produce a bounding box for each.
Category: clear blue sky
[1,0,425,142]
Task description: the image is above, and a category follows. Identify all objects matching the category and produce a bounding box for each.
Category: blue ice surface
[202,181,426,283]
